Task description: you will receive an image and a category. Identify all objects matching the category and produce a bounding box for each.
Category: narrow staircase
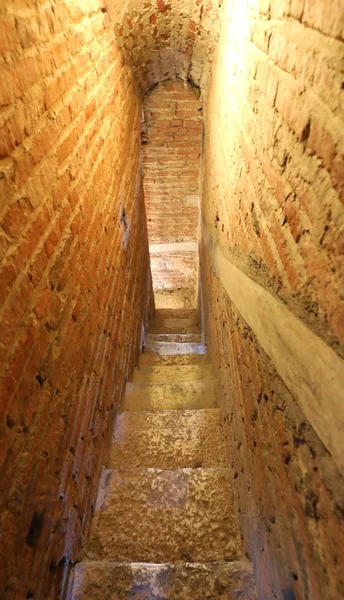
[71,309,257,599]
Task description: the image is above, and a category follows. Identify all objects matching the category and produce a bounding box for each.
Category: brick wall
[106,0,221,95]
[0,2,152,598]
[143,80,202,303]
[201,0,344,598]
[202,256,344,599]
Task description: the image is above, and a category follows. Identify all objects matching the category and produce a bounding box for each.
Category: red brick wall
[201,0,344,598]
[202,252,344,599]
[202,0,344,353]
[143,80,202,298]
[106,0,220,95]
[0,2,152,598]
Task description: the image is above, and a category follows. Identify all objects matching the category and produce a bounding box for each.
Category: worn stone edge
[149,241,198,253]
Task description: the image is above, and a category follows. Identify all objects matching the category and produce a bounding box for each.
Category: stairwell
[71,309,257,599]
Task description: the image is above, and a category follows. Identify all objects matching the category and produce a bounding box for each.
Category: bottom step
[71,560,257,599]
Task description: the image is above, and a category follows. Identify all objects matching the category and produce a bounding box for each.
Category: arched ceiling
[105,0,222,96]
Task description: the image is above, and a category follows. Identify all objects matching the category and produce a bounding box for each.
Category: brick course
[201,0,344,598]
[0,2,152,598]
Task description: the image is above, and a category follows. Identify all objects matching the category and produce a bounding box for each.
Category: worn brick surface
[201,1,344,599]
[0,2,152,599]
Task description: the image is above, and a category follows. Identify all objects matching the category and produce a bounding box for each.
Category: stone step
[149,312,201,334]
[147,333,203,343]
[145,340,206,355]
[108,409,226,469]
[154,308,200,324]
[87,468,244,563]
[123,379,217,411]
[133,363,213,383]
[149,322,201,334]
[72,560,258,600]
[139,353,209,367]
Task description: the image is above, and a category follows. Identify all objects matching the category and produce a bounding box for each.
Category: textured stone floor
[71,309,257,599]
[87,467,243,563]
[132,363,214,383]
[72,561,257,599]
[124,379,217,411]
[108,408,226,469]
[147,333,203,343]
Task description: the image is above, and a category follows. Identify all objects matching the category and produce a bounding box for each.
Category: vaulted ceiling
[105,0,221,96]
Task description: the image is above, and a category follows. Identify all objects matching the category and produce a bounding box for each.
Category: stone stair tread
[108,408,226,469]
[145,340,207,355]
[139,353,209,366]
[123,379,217,411]
[112,408,223,430]
[147,333,203,343]
[71,559,258,599]
[133,363,213,382]
[88,467,244,563]
[149,323,201,334]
